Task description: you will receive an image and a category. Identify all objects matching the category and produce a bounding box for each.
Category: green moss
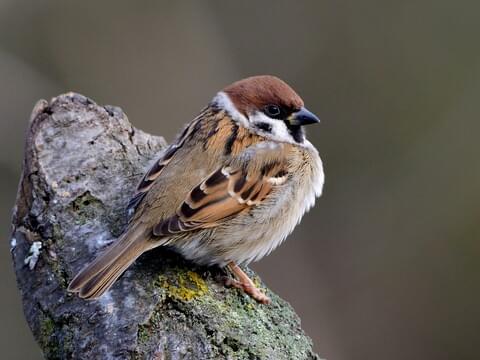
[40,316,55,340]
[39,315,59,359]
[37,313,75,360]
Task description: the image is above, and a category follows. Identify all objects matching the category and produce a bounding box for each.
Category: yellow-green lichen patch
[162,270,209,302]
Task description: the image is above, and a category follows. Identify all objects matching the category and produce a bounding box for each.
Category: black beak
[288,107,320,126]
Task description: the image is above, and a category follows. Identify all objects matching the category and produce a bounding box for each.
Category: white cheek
[248,112,293,143]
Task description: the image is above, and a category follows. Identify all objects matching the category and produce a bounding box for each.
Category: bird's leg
[226,261,271,304]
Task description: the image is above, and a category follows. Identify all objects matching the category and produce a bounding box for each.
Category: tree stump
[10,93,320,359]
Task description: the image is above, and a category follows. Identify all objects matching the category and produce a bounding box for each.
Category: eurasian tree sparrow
[69,75,324,304]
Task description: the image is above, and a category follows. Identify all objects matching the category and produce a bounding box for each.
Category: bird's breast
[216,145,324,265]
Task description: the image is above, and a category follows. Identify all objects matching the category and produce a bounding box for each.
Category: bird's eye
[264,105,281,117]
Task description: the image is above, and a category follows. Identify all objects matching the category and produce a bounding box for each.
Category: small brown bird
[68,75,324,304]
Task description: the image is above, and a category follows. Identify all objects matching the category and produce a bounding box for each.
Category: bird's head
[213,75,320,144]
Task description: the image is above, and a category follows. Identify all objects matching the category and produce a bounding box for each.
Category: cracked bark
[10,93,320,360]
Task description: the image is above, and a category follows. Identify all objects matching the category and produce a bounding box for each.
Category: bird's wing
[126,109,208,217]
[152,142,290,236]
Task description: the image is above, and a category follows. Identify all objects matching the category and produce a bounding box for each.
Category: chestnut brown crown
[223,75,304,116]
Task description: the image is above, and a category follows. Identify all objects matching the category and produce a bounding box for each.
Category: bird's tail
[68,224,152,299]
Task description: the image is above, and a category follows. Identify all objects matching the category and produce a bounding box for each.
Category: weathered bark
[10,93,320,359]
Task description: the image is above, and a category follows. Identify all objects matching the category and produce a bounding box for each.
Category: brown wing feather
[153,159,288,237]
[126,109,210,217]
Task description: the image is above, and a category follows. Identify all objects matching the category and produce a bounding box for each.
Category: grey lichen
[10,93,320,359]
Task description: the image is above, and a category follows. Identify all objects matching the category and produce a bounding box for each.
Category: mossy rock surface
[11,93,319,359]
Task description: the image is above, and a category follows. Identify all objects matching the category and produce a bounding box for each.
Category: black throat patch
[285,123,305,143]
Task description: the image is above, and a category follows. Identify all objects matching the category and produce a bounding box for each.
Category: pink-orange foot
[226,262,271,304]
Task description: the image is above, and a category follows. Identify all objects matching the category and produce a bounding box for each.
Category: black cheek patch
[254,122,272,133]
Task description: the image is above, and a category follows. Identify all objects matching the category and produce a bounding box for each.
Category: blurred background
[1,1,479,359]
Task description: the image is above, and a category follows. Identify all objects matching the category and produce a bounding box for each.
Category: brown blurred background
[1,1,479,359]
